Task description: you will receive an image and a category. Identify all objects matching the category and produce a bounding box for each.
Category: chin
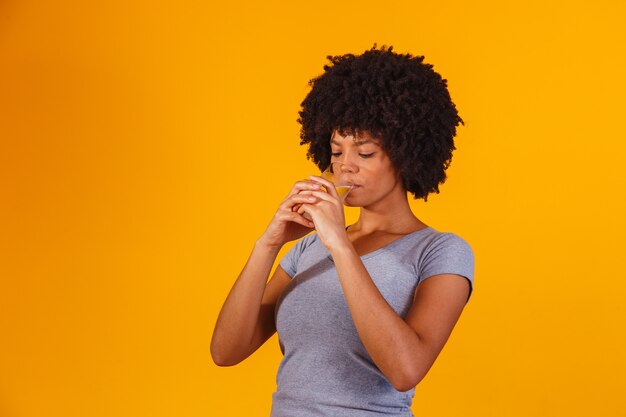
[343,195,364,208]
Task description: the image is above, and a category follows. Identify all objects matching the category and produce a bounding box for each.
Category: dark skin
[212,129,470,392]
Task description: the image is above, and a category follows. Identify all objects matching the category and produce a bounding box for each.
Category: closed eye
[331,152,374,158]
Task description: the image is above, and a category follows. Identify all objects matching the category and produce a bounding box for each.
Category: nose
[330,160,358,174]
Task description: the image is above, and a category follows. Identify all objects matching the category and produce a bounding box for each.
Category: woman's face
[329,129,404,208]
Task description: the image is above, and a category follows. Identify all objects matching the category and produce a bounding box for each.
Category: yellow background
[1,1,625,416]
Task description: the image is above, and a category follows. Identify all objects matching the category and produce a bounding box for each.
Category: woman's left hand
[296,175,351,251]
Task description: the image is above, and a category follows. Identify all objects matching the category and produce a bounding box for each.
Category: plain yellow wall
[1,1,625,416]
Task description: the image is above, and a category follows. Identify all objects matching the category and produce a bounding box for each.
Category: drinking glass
[302,162,353,220]
[320,161,354,201]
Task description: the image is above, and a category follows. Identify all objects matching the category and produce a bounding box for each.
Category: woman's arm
[294,176,470,390]
[211,179,322,366]
[210,239,290,366]
[329,243,470,392]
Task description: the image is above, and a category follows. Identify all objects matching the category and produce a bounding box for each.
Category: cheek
[349,174,397,201]
[367,170,397,189]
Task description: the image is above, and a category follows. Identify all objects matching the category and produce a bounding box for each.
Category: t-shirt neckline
[328,225,433,261]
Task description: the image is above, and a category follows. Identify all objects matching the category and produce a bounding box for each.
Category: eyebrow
[330,138,380,146]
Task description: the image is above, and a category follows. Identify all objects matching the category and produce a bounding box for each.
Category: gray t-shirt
[270,226,474,417]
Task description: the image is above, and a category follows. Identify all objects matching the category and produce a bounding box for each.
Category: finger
[276,210,315,228]
[282,193,319,211]
[299,185,341,205]
[308,175,340,200]
[288,211,315,228]
[286,179,322,198]
[300,189,337,204]
[297,203,316,217]
[297,203,327,223]
[291,201,314,212]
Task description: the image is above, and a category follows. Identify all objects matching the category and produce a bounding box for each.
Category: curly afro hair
[297,44,464,202]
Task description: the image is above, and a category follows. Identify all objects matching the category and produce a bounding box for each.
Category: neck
[350,184,426,235]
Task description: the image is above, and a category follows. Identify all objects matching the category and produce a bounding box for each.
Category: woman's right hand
[257,179,323,248]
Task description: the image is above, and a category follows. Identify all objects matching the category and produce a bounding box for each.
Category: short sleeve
[418,233,475,303]
[278,233,314,278]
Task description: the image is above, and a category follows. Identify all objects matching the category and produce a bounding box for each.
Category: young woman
[211,44,475,417]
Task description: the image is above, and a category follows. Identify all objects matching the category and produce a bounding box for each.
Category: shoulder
[283,232,323,259]
[417,229,475,301]
[293,231,320,251]
[425,231,473,254]
[396,227,473,261]
[421,231,474,271]
[278,232,322,278]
